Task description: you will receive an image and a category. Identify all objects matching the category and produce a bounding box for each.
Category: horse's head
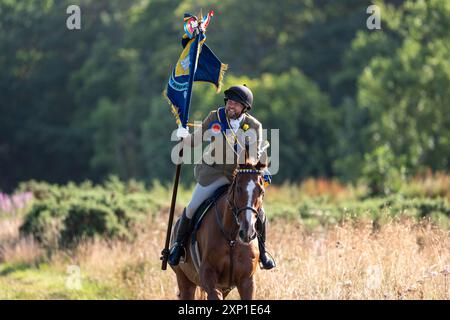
[229,159,267,244]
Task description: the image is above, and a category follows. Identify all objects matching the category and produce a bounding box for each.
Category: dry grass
[254,217,449,299]
[0,218,22,242]
[57,211,449,300]
[1,210,449,300]
[2,174,449,299]
[0,218,44,266]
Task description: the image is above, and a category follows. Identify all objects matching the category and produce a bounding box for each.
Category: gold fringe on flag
[162,90,181,126]
[163,90,201,128]
[217,63,228,93]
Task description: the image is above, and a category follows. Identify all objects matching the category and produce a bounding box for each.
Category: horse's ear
[255,159,267,170]
[244,144,250,164]
[240,143,253,166]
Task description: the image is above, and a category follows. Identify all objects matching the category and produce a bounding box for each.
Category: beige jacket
[185,108,263,186]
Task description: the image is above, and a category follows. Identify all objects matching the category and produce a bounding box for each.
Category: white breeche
[185,176,230,219]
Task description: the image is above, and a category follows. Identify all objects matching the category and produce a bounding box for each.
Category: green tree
[357,0,450,174]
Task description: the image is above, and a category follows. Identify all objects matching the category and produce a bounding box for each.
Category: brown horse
[170,159,267,300]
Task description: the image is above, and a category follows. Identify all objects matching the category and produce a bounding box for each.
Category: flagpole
[160,156,182,270]
[182,31,201,127]
[161,30,203,271]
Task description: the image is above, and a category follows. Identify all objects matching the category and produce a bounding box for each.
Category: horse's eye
[237,186,242,193]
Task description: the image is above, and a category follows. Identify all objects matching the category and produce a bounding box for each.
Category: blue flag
[165,11,227,128]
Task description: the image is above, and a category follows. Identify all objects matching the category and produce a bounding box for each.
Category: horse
[170,159,267,300]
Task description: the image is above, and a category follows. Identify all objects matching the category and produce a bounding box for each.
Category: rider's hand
[176,125,190,140]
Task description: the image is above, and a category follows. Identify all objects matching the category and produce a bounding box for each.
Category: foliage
[1,0,449,191]
[355,0,450,177]
[17,174,450,250]
[18,177,154,249]
[361,145,405,196]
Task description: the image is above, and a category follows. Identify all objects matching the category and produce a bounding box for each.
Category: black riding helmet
[224,85,253,111]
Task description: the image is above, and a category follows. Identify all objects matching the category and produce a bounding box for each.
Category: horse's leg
[222,290,232,300]
[199,265,223,300]
[174,268,197,300]
[195,287,207,300]
[237,277,255,300]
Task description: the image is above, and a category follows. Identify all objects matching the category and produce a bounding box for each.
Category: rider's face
[225,99,245,119]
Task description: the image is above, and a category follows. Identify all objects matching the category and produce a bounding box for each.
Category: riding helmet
[224,85,254,111]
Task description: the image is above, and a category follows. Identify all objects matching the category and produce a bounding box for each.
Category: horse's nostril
[239,230,245,240]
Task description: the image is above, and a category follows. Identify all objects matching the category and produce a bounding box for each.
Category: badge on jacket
[209,120,222,135]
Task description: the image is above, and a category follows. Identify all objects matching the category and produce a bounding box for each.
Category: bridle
[227,168,264,230]
[214,167,265,242]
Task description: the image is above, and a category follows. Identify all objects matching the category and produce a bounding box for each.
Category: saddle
[191,184,230,245]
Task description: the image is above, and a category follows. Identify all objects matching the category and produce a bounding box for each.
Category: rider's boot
[257,208,276,270]
[168,208,193,266]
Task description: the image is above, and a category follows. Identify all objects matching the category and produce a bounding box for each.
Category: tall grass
[6,211,444,300]
[0,218,44,266]
[254,217,449,299]
[1,174,449,299]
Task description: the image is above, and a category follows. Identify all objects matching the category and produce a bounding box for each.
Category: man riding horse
[168,84,276,270]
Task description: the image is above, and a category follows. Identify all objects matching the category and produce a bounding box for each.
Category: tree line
[1,0,448,194]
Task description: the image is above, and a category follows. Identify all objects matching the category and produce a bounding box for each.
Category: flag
[164,11,227,128]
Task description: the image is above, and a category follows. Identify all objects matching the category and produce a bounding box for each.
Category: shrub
[265,196,450,229]
[19,177,152,249]
[361,145,406,196]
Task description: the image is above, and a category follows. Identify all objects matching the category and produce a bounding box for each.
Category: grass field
[0,176,449,300]
[1,209,449,299]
